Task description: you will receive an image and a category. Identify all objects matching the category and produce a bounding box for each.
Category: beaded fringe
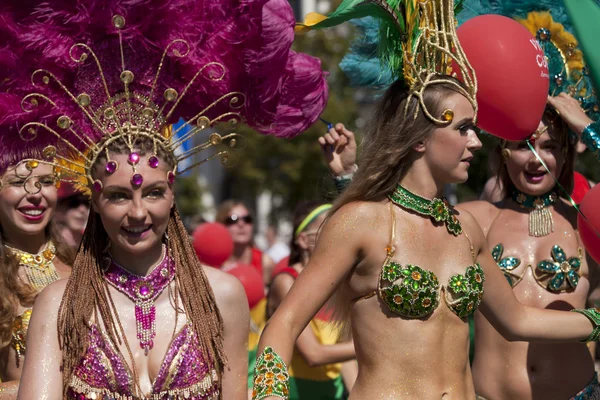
[529,206,554,237]
[69,369,219,400]
[23,264,60,291]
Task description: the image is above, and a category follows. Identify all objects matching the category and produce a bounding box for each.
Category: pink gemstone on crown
[131,173,143,186]
[167,171,175,185]
[128,152,140,165]
[92,180,103,193]
[105,160,118,174]
[148,155,159,169]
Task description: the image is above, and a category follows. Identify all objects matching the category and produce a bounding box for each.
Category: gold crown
[19,15,246,193]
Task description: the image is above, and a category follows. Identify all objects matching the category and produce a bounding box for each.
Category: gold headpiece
[19,15,245,193]
[297,0,478,124]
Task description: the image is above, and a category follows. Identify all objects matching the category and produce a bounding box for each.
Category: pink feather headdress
[0,0,328,187]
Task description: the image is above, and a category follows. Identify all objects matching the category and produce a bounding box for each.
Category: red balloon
[456,15,549,141]
[192,223,233,267]
[578,185,600,264]
[228,264,265,309]
[271,256,290,279]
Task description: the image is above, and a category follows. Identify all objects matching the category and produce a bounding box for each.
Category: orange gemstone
[411,271,421,281]
[393,295,403,304]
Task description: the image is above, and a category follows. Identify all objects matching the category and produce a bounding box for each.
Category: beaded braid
[168,207,227,379]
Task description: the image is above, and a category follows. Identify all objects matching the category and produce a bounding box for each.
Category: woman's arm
[270,274,355,368]
[0,381,19,400]
[340,360,358,392]
[261,254,275,287]
[17,281,66,400]
[205,267,250,400]
[463,215,594,342]
[254,203,366,398]
[547,94,599,160]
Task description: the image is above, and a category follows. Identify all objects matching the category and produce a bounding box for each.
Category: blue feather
[340,17,394,89]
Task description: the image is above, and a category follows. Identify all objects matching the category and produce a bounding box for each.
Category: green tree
[175,175,205,220]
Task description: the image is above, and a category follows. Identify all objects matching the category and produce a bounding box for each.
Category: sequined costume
[492,242,584,292]
[11,309,32,362]
[68,324,219,400]
[357,202,485,319]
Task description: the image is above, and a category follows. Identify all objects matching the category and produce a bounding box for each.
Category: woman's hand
[318,123,357,177]
[547,93,593,136]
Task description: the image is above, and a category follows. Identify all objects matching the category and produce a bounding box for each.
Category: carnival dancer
[456,4,600,399]
[252,1,600,399]
[0,22,73,398]
[8,0,327,398]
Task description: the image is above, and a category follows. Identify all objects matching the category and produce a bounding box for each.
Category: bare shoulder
[456,200,500,234]
[454,208,487,252]
[327,200,386,229]
[203,266,248,310]
[31,278,68,323]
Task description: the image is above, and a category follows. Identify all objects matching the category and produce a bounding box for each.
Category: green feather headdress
[297,0,477,124]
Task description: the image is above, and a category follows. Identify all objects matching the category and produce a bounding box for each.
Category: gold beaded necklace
[5,242,59,291]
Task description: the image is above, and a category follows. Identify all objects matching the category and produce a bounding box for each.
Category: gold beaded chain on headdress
[401,0,478,124]
[5,241,59,291]
[297,0,478,124]
[18,15,246,194]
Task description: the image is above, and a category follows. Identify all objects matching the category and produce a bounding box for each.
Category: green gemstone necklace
[389,184,462,236]
[511,189,559,237]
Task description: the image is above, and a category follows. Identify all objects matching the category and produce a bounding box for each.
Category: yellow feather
[517,11,584,76]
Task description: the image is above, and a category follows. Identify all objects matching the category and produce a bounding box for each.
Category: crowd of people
[1,0,600,400]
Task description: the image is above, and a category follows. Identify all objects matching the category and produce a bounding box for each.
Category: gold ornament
[12,309,32,363]
[19,14,246,188]
[6,242,59,291]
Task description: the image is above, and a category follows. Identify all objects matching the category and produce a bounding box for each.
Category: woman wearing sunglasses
[216,200,275,286]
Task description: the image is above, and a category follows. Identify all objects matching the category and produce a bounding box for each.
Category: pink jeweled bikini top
[68,253,220,399]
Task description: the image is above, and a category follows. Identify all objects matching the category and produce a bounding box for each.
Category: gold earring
[502,148,512,160]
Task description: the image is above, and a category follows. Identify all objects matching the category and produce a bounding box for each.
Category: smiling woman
[8,0,328,398]
[0,161,73,399]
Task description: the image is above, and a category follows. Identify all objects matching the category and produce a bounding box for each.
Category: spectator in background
[184,214,206,237]
[264,223,290,264]
[216,200,275,286]
[53,183,90,250]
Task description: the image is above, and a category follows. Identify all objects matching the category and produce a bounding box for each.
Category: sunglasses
[63,196,90,209]
[224,214,253,226]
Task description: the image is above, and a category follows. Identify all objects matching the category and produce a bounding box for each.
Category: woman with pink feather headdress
[0,0,328,399]
[0,5,75,397]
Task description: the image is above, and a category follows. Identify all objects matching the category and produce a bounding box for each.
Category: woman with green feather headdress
[252,1,600,399]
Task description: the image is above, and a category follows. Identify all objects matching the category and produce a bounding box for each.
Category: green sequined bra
[359,202,486,319]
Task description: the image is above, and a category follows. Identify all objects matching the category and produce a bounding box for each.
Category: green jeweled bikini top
[371,198,485,319]
[492,243,583,292]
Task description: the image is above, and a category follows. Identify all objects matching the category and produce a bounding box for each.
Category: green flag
[564,0,600,91]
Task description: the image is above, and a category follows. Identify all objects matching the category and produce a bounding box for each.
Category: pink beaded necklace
[103,246,175,354]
